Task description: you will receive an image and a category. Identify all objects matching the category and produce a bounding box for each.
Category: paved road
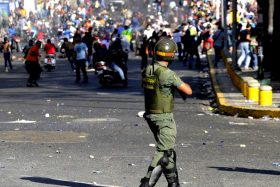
[0,53,279,187]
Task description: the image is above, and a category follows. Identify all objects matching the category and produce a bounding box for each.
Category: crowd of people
[139,0,259,71]
[0,0,260,85]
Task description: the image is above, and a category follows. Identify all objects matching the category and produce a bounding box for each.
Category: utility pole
[232,0,237,67]
[257,0,265,79]
[221,0,228,50]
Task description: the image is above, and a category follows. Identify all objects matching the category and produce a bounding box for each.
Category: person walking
[140,38,192,187]
[22,39,34,59]
[25,41,42,87]
[182,23,201,69]
[60,38,75,71]
[82,27,94,68]
[140,36,149,70]
[172,28,183,61]
[249,28,258,70]
[73,36,88,83]
[1,37,13,72]
[213,25,225,67]
[237,23,252,70]
[201,31,213,55]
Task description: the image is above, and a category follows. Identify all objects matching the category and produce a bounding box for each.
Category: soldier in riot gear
[140,38,192,187]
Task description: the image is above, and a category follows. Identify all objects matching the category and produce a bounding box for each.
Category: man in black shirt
[237,24,252,70]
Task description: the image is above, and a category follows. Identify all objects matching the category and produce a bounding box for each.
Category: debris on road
[272,162,280,167]
[197,113,205,116]
[137,111,145,118]
[262,115,272,121]
[89,155,95,159]
[92,170,103,174]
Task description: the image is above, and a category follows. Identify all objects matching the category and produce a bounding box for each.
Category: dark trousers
[25,61,41,84]
[183,49,201,69]
[141,55,148,70]
[176,42,183,61]
[214,46,223,66]
[142,113,178,184]
[66,52,75,70]
[75,59,88,83]
[4,52,13,69]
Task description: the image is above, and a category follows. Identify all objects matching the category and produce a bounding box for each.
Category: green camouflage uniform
[141,61,184,185]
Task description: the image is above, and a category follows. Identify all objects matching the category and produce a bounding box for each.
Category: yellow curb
[207,50,280,118]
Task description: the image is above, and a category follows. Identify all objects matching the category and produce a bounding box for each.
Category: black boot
[139,177,151,187]
[167,177,180,187]
[168,182,180,187]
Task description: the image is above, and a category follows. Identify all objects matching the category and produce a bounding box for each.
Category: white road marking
[57,115,75,118]
[0,131,89,143]
[229,122,251,126]
[73,118,121,122]
[0,120,36,124]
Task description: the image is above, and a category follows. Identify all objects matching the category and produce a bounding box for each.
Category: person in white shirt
[74,36,88,83]
[143,24,154,40]
[172,28,183,61]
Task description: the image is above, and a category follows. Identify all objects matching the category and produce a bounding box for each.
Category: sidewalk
[208,49,280,118]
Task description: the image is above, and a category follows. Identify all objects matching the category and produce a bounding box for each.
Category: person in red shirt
[25,41,42,87]
[44,39,56,55]
[202,31,213,54]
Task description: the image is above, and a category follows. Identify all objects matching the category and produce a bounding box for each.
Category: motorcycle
[95,60,128,87]
[44,54,56,72]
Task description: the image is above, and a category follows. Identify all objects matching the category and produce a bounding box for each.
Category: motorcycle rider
[140,38,192,187]
[44,39,56,71]
[44,39,56,56]
[92,42,109,67]
[108,37,127,84]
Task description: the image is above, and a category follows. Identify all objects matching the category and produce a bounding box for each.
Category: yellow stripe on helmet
[156,51,175,57]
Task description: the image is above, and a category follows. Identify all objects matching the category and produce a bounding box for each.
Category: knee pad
[158,149,174,168]
[146,149,174,186]
[163,149,179,180]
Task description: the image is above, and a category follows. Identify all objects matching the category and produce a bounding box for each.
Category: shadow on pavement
[20,176,111,187]
[208,166,280,175]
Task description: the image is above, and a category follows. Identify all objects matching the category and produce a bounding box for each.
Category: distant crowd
[0,0,260,74]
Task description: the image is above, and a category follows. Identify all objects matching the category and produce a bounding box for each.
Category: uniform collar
[156,61,168,67]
